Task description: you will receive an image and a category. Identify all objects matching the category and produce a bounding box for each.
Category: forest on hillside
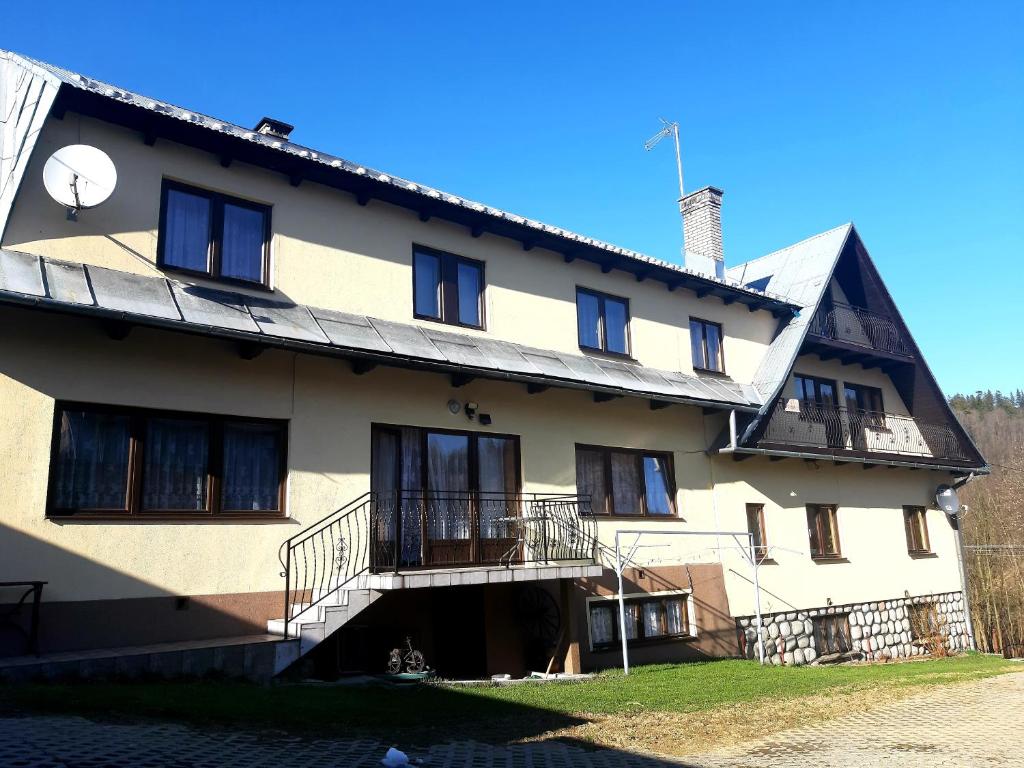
[950,390,1024,656]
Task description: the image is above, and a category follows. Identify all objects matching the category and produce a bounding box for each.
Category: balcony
[806,302,913,364]
[757,399,969,463]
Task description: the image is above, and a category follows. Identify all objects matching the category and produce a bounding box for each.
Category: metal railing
[278,491,597,638]
[758,399,968,461]
[808,301,912,357]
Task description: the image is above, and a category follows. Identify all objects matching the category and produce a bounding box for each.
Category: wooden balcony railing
[758,399,968,461]
[808,302,913,357]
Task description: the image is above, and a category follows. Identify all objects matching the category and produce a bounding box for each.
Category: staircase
[266,491,599,675]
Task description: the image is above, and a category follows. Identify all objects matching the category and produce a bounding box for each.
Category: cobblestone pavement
[1,672,1022,767]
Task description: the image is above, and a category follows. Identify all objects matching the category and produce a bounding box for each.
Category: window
[795,374,838,407]
[844,383,886,429]
[412,246,485,328]
[746,503,768,561]
[588,593,691,650]
[48,403,286,518]
[158,180,271,286]
[689,318,724,373]
[813,613,852,654]
[904,506,932,555]
[577,288,630,356]
[575,445,675,516]
[806,504,842,559]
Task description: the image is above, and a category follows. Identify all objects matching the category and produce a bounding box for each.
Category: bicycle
[387,636,425,674]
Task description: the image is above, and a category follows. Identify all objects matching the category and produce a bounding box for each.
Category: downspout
[952,472,979,652]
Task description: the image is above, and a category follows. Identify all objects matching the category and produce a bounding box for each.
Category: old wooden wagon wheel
[516,585,561,670]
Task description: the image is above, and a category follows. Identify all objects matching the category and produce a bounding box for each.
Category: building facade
[0,50,985,679]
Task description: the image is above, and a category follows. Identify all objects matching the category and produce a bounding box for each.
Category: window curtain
[426,432,470,540]
[622,603,639,640]
[704,322,721,371]
[163,189,210,272]
[610,452,641,515]
[604,297,628,354]
[642,455,672,515]
[221,422,281,511]
[399,427,423,565]
[456,261,481,326]
[221,204,265,282]
[666,599,685,636]
[371,429,400,553]
[414,251,441,318]
[689,319,705,369]
[576,290,601,348]
[53,410,131,510]
[141,417,209,511]
[590,605,614,646]
[575,448,606,514]
[643,602,665,637]
[477,436,516,538]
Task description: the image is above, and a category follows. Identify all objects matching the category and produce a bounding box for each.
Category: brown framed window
[844,383,886,429]
[746,503,768,561]
[158,180,272,287]
[575,444,675,517]
[813,613,852,654]
[588,593,691,650]
[807,504,842,559]
[47,403,287,519]
[689,318,724,373]
[904,506,932,554]
[577,288,630,356]
[413,245,485,329]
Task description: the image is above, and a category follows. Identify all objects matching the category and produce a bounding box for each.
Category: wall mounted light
[465,402,479,420]
[447,399,461,415]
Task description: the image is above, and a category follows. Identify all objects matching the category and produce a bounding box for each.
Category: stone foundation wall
[736,591,970,666]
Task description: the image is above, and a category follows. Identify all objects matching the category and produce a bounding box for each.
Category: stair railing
[278,492,374,639]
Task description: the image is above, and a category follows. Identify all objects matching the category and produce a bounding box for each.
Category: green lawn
[1,654,1016,745]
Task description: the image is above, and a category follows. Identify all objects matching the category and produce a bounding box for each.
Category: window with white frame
[587,592,693,650]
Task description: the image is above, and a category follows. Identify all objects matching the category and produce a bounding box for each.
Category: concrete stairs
[265,585,382,673]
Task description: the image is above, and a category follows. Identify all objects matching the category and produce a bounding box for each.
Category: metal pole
[748,535,766,664]
[615,533,630,676]
[954,512,977,651]
[672,123,685,200]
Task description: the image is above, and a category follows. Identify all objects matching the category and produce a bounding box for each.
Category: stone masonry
[736,591,971,666]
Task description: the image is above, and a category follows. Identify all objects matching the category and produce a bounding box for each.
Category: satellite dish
[43,145,117,219]
[936,484,961,517]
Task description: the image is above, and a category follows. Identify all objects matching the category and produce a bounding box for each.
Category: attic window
[158,180,271,288]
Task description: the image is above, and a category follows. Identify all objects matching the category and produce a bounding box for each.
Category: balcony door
[795,375,844,449]
[371,425,520,569]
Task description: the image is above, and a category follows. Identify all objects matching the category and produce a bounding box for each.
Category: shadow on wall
[0,524,282,657]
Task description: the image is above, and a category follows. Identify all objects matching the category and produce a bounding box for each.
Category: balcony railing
[758,399,968,461]
[808,302,912,357]
[370,491,598,572]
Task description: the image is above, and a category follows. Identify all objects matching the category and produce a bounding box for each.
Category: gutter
[0,293,759,415]
[717,444,990,475]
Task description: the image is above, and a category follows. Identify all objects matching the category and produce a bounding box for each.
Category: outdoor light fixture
[465,402,479,420]
[447,399,461,415]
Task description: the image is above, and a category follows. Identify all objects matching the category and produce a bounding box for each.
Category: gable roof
[0,248,762,412]
[0,49,799,316]
[725,224,986,470]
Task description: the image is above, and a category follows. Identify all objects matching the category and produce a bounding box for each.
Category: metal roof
[0,49,798,314]
[0,248,762,411]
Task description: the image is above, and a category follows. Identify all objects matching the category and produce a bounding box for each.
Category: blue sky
[6,2,1022,395]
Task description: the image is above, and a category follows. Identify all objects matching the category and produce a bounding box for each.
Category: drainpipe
[952,472,979,652]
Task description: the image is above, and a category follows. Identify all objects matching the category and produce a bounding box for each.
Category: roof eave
[50,85,798,316]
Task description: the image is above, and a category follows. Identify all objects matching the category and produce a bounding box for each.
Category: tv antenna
[644,118,686,251]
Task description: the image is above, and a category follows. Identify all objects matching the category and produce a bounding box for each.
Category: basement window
[158,180,271,287]
[47,403,286,519]
[813,613,852,654]
[413,245,485,329]
[588,593,692,650]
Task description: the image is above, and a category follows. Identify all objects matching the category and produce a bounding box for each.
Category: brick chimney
[680,186,724,278]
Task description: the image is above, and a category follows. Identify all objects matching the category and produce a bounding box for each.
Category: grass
[1,654,1017,755]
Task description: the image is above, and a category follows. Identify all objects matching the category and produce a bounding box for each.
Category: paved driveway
[1,672,1022,767]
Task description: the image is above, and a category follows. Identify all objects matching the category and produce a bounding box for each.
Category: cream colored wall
[711,456,962,616]
[0,307,962,616]
[3,113,776,382]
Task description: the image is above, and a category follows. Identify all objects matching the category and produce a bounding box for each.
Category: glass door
[426,432,472,566]
[477,436,519,564]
